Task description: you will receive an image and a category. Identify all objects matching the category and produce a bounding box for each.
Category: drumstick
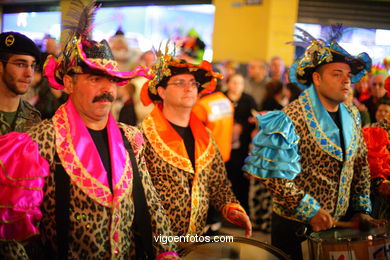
[334,221,358,229]
[335,220,372,231]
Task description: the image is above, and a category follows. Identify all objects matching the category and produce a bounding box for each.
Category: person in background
[261,80,291,111]
[269,56,286,83]
[344,85,370,127]
[362,77,390,221]
[225,73,257,213]
[108,28,134,71]
[0,31,41,135]
[118,82,137,126]
[178,28,206,64]
[192,74,234,235]
[363,73,389,123]
[244,36,386,259]
[0,2,178,259]
[354,75,370,103]
[244,59,269,109]
[42,35,59,57]
[131,50,156,124]
[218,59,240,91]
[139,52,252,239]
[374,99,390,123]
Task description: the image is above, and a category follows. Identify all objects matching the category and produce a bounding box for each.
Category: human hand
[309,208,334,232]
[378,180,390,196]
[350,212,388,228]
[228,209,252,238]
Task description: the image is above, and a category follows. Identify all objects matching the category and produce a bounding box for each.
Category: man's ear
[312,71,321,87]
[63,74,74,94]
[157,86,165,101]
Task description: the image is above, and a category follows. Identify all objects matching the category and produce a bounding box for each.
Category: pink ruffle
[43,55,64,90]
[155,252,180,260]
[0,132,50,241]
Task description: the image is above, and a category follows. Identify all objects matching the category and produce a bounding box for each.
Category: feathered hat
[289,24,371,90]
[140,43,222,105]
[44,0,148,90]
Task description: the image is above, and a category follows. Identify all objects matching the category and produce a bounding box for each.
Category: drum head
[179,236,290,260]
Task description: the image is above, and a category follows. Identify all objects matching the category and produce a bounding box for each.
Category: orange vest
[193,92,234,162]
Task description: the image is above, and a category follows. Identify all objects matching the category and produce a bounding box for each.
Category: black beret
[0,31,41,63]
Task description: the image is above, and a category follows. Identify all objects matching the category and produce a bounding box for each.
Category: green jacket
[0,100,41,135]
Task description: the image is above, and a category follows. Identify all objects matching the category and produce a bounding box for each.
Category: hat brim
[43,41,149,90]
[141,60,221,105]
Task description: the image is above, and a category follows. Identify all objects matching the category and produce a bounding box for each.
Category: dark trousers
[271,212,307,260]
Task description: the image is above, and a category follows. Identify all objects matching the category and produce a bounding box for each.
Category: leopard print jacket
[140,118,239,236]
[262,97,371,222]
[0,120,177,259]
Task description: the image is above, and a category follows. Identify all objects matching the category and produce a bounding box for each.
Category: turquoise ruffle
[243,111,301,180]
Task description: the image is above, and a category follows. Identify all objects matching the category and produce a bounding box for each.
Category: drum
[179,236,290,260]
[307,227,390,260]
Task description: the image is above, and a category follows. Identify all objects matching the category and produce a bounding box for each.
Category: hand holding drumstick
[310,209,388,232]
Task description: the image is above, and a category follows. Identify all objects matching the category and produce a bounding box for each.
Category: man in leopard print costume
[0,1,178,259]
[244,35,386,259]
[139,52,252,240]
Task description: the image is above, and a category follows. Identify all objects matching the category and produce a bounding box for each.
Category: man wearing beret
[0,31,41,135]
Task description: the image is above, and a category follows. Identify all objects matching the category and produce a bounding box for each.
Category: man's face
[270,58,284,77]
[375,103,390,122]
[370,75,386,99]
[157,73,198,109]
[313,62,352,106]
[64,73,118,123]
[247,60,266,79]
[0,54,36,96]
[354,77,369,94]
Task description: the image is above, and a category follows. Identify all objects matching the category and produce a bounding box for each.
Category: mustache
[92,93,115,103]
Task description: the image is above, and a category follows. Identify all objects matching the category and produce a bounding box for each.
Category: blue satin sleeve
[243,111,301,179]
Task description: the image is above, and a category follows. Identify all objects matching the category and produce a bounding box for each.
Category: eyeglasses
[1,60,37,71]
[167,80,200,89]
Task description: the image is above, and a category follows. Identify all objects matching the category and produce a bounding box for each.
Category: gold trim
[1,157,47,181]
[142,115,194,173]
[300,91,343,161]
[53,105,133,208]
[0,182,43,190]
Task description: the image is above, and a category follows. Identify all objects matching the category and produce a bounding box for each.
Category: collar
[141,103,214,173]
[299,86,358,161]
[52,98,132,207]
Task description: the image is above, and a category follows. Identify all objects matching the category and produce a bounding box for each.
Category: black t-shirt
[87,127,113,192]
[169,122,195,170]
[328,110,345,159]
[169,122,195,189]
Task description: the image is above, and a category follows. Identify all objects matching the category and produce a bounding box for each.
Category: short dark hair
[0,50,12,66]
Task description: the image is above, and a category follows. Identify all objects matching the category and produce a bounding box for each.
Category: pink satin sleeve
[0,132,49,241]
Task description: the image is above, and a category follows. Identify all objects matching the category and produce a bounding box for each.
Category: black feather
[323,23,344,43]
[62,0,97,41]
[287,26,317,49]
[295,26,317,43]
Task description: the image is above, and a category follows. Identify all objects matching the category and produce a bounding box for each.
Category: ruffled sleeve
[243,111,301,179]
[0,132,49,241]
[362,126,390,180]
